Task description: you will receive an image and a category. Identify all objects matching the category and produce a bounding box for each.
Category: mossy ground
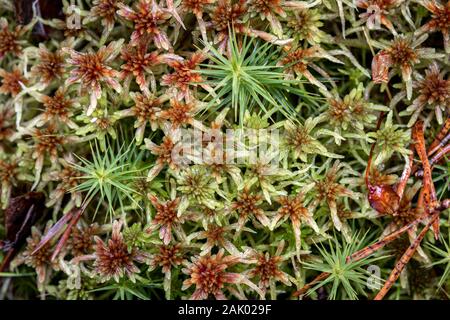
[0,0,449,300]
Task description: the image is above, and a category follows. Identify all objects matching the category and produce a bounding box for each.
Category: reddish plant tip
[0,159,18,182]
[0,19,22,59]
[204,224,226,242]
[41,89,74,123]
[67,51,117,91]
[423,0,450,34]
[182,0,215,17]
[387,38,418,68]
[20,225,57,285]
[250,252,286,289]
[117,0,172,49]
[0,106,15,141]
[0,67,27,97]
[148,195,183,245]
[31,48,65,86]
[94,220,142,282]
[66,41,122,114]
[159,100,196,128]
[120,44,161,90]
[161,52,206,99]
[182,249,241,300]
[71,224,99,257]
[276,194,309,220]
[132,93,162,118]
[232,188,263,217]
[281,47,317,74]
[248,0,285,17]
[147,135,178,168]
[416,63,450,107]
[211,0,247,37]
[91,0,124,30]
[151,243,184,273]
[33,126,65,161]
[357,0,401,10]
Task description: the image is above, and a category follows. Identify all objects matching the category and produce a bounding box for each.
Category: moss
[0,0,448,300]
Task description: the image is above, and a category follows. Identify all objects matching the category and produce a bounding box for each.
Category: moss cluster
[0,0,449,300]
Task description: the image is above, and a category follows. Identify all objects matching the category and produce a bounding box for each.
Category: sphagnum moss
[0,0,448,301]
